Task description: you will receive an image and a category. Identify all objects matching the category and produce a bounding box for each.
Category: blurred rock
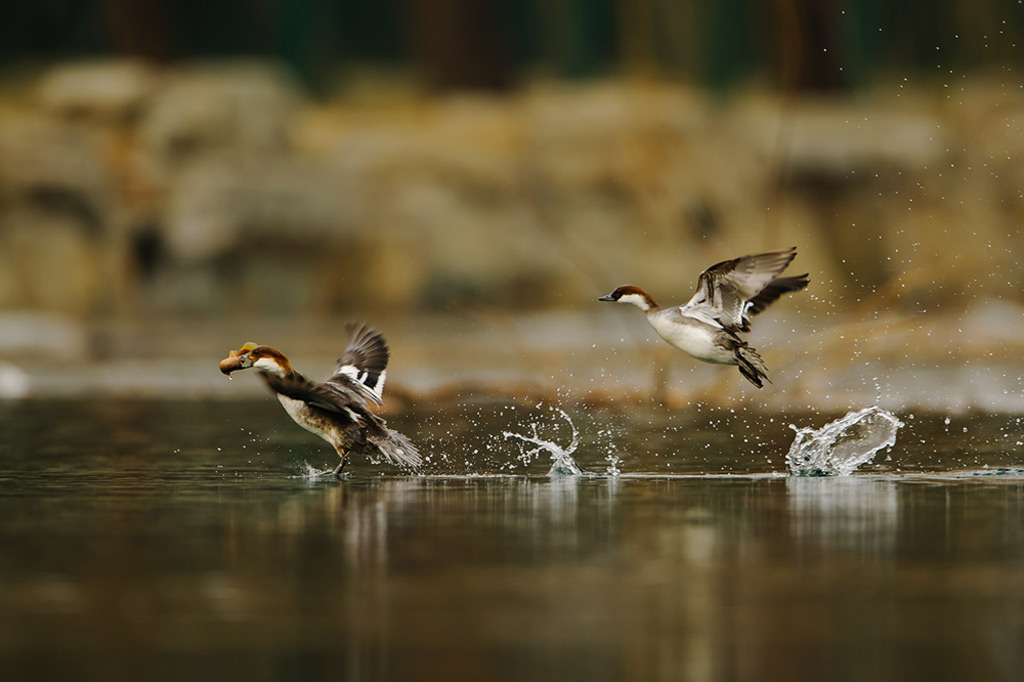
[732,95,949,175]
[162,154,352,261]
[37,59,159,123]
[0,63,1020,320]
[137,61,302,179]
[523,82,709,184]
[0,362,30,398]
[0,113,112,215]
[0,207,103,314]
[0,312,88,360]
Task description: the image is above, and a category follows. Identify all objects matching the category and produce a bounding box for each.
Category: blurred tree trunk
[407,0,513,92]
[103,0,176,62]
[772,0,849,92]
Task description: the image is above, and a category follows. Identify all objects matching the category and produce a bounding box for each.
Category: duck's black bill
[598,294,616,301]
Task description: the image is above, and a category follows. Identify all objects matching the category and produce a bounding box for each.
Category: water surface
[1,400,1022,682]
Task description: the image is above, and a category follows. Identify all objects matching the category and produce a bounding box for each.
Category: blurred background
[1,0,1023,409]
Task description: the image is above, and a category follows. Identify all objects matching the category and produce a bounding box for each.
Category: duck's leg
[330,427,366,478]
[332,449,349,477]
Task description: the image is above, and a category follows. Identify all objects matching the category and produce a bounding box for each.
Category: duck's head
[219,343,293,378]
[598,286,658,312]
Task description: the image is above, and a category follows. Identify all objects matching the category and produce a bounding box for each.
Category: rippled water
[1,399,1023,681]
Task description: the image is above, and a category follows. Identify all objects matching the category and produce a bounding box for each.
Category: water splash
[503,406,587,476]
[294,462,343,480]
[786,406,904,476]
[297,462,325,478]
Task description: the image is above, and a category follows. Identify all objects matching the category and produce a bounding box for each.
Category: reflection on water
[1,400,1023,681]
[787,477,899,554]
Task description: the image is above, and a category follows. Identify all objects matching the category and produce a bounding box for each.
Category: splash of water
[293,461,346,480]
[786,406,904,476]
[503,406,587,476]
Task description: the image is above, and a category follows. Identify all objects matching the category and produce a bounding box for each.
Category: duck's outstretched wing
[325,323,390,407]
[260,371,375,419]
[684,248,807,330]
[745,274,809,317]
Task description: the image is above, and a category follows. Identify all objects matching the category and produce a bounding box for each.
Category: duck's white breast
[647,309,736,364]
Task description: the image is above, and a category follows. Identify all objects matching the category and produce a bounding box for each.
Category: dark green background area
[2,1,1021,92]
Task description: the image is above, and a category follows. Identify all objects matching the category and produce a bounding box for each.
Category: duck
[218,323,421,475]
[599,247,809,388]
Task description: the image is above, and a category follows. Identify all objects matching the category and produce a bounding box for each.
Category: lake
[1,399,1022,681]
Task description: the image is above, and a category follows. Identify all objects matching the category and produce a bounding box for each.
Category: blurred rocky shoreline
[2,59,1022,410]
[3,303,1023,413]
[3,59,1022,314]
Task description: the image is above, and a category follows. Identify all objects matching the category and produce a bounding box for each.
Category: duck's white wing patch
[331,367,385,406]
[330,323,389,405]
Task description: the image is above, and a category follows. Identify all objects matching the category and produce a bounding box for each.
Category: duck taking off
[218,323,421,475]
[599,248,809,388]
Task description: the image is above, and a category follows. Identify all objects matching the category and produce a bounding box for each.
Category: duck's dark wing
[745,274,809,317]
[684,248,805,329]
[261,371,371,417]
[326,323,390,406]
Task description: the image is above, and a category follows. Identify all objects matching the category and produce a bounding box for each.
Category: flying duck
[599,248,809,387]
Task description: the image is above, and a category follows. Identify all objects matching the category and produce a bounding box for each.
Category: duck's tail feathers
[735,344,770,389]
[367,425,422,469]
